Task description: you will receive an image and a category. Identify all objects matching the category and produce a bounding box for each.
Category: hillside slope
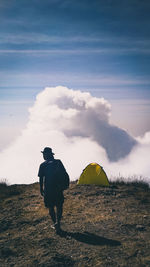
[0,181,150,267]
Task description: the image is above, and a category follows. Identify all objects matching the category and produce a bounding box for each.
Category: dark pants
[44,190,64,226]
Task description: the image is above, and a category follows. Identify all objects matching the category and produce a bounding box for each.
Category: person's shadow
[57,230,121,246]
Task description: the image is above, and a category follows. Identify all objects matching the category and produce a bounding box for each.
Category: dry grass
[110,177,149,189]
[0,181,22,200]
[0,180,150,266]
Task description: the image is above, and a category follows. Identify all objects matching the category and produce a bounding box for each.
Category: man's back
[38,159,60,190]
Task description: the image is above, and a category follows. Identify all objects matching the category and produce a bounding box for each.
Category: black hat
[41,147,54,155]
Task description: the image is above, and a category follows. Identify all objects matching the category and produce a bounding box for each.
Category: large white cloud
[0,86,149,184]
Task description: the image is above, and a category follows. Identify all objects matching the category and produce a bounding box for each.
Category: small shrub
[0,180,21,200]
[0,179,8,187]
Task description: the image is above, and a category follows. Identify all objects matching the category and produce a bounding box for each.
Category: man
[38,147,69,233]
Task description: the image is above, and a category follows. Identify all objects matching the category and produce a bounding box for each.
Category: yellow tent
[77,163,109,186]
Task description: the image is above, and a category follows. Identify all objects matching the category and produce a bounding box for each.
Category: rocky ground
[0,180,150,267]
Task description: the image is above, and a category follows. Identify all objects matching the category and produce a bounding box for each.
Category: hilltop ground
[0,180,150,267]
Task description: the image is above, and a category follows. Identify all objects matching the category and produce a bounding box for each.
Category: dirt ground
[0,181,150,267]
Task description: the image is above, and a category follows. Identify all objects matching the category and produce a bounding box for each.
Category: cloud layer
[0,86,150,184]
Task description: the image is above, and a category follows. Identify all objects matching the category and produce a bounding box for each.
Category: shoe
[54,223,61,234]
[50,223,56,230]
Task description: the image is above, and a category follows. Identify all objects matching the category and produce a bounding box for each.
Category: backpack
[55,160,70,191]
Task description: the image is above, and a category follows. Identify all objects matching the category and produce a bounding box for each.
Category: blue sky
[0,0,150,148]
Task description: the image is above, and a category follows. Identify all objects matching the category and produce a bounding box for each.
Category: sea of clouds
[0,86,150,184]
